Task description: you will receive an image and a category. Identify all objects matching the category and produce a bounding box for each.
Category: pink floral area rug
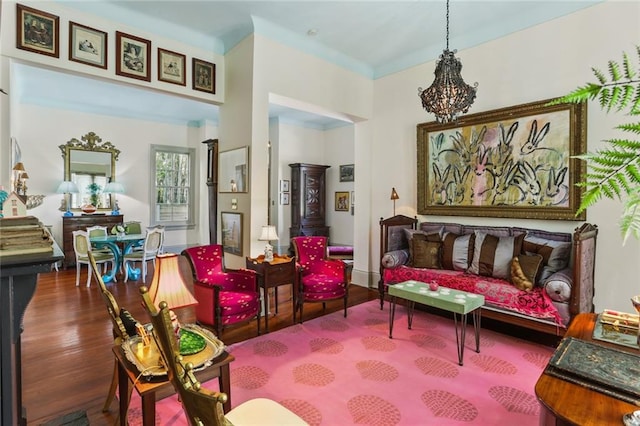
[128,300,554,425]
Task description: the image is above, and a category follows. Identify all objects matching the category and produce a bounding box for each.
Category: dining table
[90,233,145,283]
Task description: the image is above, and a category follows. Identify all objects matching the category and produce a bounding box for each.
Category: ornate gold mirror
[59,132,120,211]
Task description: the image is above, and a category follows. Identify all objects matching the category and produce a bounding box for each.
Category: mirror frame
[59,131,120,211]
[219,146,249,193]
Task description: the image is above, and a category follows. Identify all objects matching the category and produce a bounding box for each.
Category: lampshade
[390,188,399,201]
[12,162,25,172]
[56,180,79,194]
[258,225,279,242]
[418,0,477,123]
[147,253,198,310]
[103,182,126,194]
[20,172,29,179]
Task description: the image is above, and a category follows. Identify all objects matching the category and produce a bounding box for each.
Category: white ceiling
[16,1,600,128]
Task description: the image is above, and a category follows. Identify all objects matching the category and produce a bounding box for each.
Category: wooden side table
[245,254,297,333]
[535,313,638,425]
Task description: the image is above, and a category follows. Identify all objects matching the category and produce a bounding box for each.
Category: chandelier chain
[446,0,450,51]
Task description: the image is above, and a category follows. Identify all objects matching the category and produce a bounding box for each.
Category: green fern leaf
[593,67,607,84]
[609,60,622,82]
[610,86,622,112]
[623,52,635,80]
[621,85,635,110]
[632,85,640,114]
[599,88,610,109]
[621,188,640,243]
[616,123,640,135]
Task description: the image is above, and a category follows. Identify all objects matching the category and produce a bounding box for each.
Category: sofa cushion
[523,236,572,273]
[406,230,441,265]
[543,267,573,302]
[412,239,442,269]
[468,232,525,280]
[441,232,474,271]
[510,254,543,291]
[381,249,409,269]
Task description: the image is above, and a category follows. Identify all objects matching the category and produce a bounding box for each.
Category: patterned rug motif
[130,300,553,425]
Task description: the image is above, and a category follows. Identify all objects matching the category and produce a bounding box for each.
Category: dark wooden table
[535,313,639,425]
[113,345,234,426]
[246,254,297,332]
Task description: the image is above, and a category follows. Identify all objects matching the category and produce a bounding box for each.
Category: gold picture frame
[16,4,59,58]
[115,31,151,82]
[335,191,350,212]
[417,98,587,220]
[158,48,186,86]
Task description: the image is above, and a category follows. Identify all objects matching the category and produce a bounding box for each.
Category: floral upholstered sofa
[378,215,598,336]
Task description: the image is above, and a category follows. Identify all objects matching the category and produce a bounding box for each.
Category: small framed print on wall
[221,211,242,256]
[116,31,151,82]
[16,4,59,58]
[280,193,290,205]
[280,180,290,192]
[69,22,107,69]
[192,58,216,94]
[158,48,186,86]
[335,191,350,212]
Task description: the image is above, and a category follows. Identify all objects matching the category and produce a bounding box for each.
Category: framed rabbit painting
[417,98,587,220]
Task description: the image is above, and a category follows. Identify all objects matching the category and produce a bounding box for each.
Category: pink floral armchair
[182,245,261,336]
[291,236,349,323]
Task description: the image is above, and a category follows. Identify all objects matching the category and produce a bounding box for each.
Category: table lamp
[147,253,198,311]
[103,181,125,215]
[56,181,79,217]
[258,225,279,262]
[390,187,399,216]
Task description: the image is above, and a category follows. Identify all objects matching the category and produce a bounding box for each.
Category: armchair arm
[221,268,259,292]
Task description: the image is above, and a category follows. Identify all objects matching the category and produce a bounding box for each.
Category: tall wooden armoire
[289,163,330,239]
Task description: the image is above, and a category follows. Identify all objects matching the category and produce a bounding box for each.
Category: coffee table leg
[219,363,231,413]
[454,313,468,366]
[473,309,481,353]
[117,361,129,426]
[141,394,155,426]
[408,301,415,330]
[388,296,396,338]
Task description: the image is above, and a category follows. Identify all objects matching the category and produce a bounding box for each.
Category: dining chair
[139,286,308,426]
[87,251,137,415]
[122,227,164,283]
[72,230,116,287]
[291,236,349,323]
[182,245,261,337]
[86,225,115,267]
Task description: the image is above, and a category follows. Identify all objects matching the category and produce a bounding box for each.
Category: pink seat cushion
[219,291,261,325]
[300,274,347,301]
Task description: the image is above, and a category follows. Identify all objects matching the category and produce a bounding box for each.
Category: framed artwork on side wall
[115,31,151,82]
[192,58,216,94]
[16,4,59,58]
[158,48,186,86]
[69,22,107,69]
[335,192,350,212]
[221,211,242,256]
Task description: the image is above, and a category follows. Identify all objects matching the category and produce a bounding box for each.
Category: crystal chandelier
[418,0,478,123]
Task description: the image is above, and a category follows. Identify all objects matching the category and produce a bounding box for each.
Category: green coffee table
[388,280,485,365]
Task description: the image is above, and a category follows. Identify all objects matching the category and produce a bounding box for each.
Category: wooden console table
[62,214,123,268]
[535,313,638,425]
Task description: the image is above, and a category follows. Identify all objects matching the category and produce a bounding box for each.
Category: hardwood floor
[22,258,377,425]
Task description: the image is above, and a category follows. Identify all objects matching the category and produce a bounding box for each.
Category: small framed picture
[280,193,290,205]
[280,180,290,193]
[157,48,186,86]
[16,4,59,58]
[335,191,350,212]
[340,164,355,182]
[69,22,107,69]
[351,191,355,206]
[192,58,216,94]
[115,31,151,82]
[221,211,242,256]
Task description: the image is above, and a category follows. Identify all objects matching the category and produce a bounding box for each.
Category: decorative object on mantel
[258,225,279,262]
[56,180,79,217]
[0,216,53,257]
[1,193,28,219]
[390,187,399,215]
[418,0,477,123]
[103,181,125,215]
[12,162,26,195]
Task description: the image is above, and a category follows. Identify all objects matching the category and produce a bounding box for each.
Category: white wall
[13,103,214,251]
[325,125,355,246]
[371,1,640,312]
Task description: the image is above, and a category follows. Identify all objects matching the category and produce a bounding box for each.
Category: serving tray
[122,323,225,379]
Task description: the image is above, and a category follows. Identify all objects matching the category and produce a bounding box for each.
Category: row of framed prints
[15,3,215,94]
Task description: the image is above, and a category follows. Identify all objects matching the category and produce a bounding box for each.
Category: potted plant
[550,46,640,243]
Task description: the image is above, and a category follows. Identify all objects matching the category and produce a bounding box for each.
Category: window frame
[149,144,196,230]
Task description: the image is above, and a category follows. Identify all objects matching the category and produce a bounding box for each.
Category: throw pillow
[543,268,573,302]
[510,254,543,292]
[468,231,525,280]
[406,231,441,265]
[441,232,475,271]
[412,239,442,269]
[381,249,410,269]
[522,236,572,272]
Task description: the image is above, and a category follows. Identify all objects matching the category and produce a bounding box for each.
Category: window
[150,145,195,229]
